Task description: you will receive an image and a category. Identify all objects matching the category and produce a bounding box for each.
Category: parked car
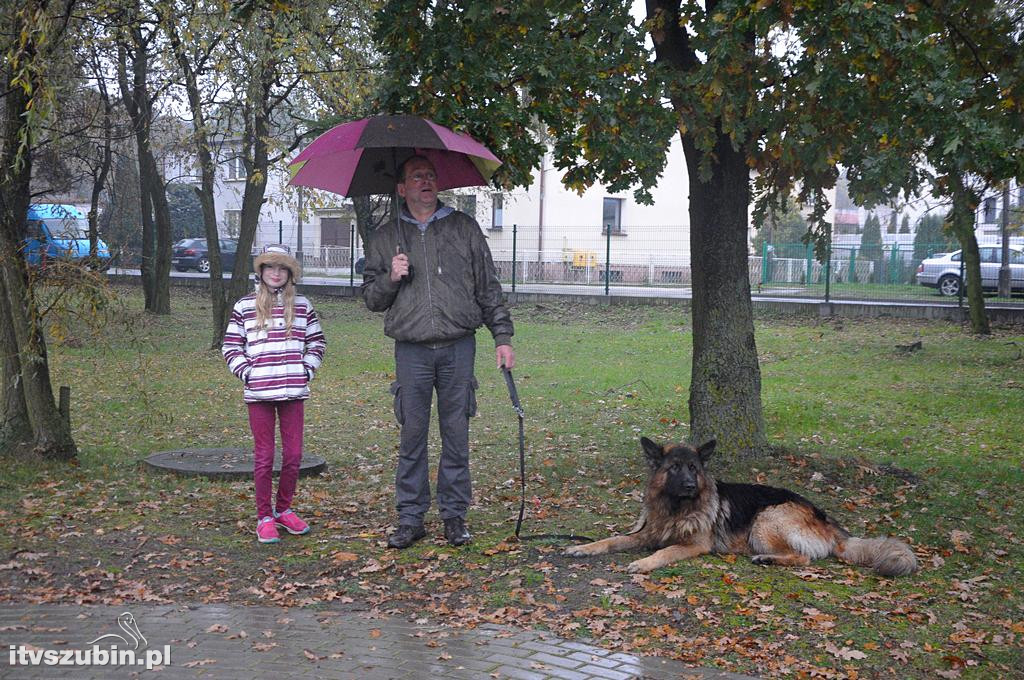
[25,204,111,270]
[172,238,245,273]
[916,245,1024,296]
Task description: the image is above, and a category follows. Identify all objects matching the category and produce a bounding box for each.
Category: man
[362,155,515,549]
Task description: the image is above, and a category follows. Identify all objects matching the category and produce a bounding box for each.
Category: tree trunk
[143,150,172,314]
[228,95,271,307]
[647,0,767,456]
[681,130,768,456]
[118,24,170,314]
[166,21,231,346]
[0,60,76,460]
[87,128,111,263]
[0,262,32,454]
[948,176,989,335]
[354,194,390,244]
[138,171,155,308]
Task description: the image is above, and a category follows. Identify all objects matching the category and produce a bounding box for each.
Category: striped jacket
[221,292,326,403]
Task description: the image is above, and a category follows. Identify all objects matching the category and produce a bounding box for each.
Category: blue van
[25,204,112,270]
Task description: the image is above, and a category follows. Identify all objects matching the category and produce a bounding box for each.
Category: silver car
[916,245,1024,296]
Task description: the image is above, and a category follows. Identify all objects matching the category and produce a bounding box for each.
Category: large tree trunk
[648,0,767,456]
[0,58,76,460]
[681,131,767,455]
[0,267,32,454]
[948,176,989,335]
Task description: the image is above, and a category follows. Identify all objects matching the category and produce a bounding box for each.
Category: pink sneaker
[256,516,280,543]
[274,509,310,535]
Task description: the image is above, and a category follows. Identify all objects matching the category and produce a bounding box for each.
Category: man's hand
[390,250,410,282]
[496,345,515,370]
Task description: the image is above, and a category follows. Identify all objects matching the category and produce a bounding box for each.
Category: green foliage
[751,203,809,253]
[841,2,1024,209]
[900,213,911,234]
[912,212,956,263]
[99,157,143,260]
[374,1,675,200]
[860,213,884,262]
[166,183,204,241]
[374,3,1020,256]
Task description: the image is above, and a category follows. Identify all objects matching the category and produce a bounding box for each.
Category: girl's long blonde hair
[255,276,296,337]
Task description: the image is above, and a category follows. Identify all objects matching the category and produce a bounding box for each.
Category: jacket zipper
[420,229,438,337]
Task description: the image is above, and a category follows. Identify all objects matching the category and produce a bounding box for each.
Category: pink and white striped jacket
[222,292,326,403]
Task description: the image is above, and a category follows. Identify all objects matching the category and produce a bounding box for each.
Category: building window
[491,193,503,230]
[982,196,997,223]
[223,209,241,237]
[602,197,623,235]
[225,154,245,181]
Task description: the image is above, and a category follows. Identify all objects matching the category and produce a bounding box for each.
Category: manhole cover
[144,448,327,480]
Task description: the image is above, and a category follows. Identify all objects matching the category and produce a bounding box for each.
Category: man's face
[397,158,438,213]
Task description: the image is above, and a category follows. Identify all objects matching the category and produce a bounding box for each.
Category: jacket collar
[400,200,454,227]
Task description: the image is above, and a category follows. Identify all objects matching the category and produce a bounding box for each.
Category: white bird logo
[87,612,147,650]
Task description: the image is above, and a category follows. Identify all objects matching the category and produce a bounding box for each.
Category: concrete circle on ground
[144,447,327,480]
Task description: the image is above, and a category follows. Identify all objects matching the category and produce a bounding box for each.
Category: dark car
[172,238,241,273]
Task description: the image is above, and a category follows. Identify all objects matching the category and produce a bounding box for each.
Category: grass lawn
[1,286,1022,678]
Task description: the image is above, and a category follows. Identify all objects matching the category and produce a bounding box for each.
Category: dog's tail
[834,536,918,577]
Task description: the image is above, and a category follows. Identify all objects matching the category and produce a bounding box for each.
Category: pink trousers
[247,399,304,519]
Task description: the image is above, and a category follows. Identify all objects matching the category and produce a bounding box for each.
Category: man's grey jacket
[361,208,514,348]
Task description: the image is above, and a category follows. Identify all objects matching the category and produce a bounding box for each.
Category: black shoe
[443,517,472,546]
[387,524,426,549]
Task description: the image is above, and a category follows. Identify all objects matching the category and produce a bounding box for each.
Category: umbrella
[287,114,501,197]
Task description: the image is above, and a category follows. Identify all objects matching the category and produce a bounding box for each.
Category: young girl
[222,244,326,544]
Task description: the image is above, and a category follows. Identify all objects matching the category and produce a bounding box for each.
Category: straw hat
[254,244,301,283]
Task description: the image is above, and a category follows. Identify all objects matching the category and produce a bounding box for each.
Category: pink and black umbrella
[287,114,501,196]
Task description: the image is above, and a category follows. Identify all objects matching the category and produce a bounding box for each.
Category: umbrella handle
[396,243,414,283]
[395,221,414,283]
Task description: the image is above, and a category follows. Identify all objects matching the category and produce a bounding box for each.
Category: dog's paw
[751,554,775,566]
[564,545,595,557]
[626,558,655,574]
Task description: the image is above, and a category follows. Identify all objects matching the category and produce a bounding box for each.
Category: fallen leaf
[183,659,217,667]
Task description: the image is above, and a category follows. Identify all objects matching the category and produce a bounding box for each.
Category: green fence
[281,221,1023,306]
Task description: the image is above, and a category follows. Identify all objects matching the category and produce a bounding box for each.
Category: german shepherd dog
[565,437,918,576]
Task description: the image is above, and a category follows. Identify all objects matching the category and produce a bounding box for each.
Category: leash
[501,367,592,544]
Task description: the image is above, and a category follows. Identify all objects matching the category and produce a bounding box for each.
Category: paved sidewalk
[1,605,758,679]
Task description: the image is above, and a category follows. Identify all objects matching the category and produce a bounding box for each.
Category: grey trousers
[391,335,478,524]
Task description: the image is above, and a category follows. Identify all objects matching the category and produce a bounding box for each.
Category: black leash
[501,367,592,544]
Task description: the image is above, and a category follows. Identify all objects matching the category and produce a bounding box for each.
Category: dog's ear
[697,439,716,464]
[640,437,664,469]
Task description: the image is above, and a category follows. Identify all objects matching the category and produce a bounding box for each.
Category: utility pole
[998,182,1011,298]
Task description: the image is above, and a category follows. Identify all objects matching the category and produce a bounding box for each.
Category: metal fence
[266,221,1024,307]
